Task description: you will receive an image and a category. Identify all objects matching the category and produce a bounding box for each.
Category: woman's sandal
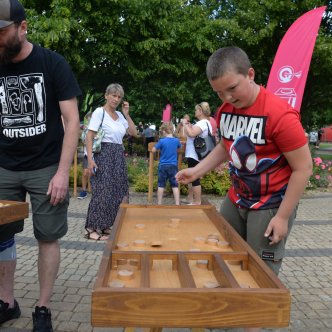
[101,227,112,235]
[84,229,108,241]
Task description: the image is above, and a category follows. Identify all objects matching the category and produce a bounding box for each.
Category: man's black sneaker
[32,306,53,332]
[0,299,21,324]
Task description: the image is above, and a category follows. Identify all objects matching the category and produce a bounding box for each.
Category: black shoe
[32,306,53,332]
[0,299,21,324]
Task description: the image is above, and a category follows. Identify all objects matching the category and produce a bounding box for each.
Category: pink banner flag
[266,6,326,112]
[162,103,172,122]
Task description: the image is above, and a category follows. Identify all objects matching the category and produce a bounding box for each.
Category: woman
[84,83,137,240]
[175,114,190,142]
[182,102,212,205]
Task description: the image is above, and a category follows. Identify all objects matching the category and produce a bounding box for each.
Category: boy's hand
[175,168,197,184]
[264,215,289,245]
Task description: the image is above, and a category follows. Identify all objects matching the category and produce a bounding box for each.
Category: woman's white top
[88,107,128,144]
[185,119,212,161]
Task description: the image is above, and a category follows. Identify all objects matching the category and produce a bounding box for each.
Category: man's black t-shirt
[0,44,81,170]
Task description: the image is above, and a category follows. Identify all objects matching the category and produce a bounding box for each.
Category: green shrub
[127,157,231,196]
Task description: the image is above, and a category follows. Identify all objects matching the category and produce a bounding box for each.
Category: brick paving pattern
[1,190,332,332]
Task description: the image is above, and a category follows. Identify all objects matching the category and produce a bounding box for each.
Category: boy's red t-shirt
[219,86,307,209]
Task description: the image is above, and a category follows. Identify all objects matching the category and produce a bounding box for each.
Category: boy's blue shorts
[157,164,178,188]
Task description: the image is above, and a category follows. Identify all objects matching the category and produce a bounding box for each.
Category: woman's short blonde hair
[195,102,211,117]
[105,83,124,98]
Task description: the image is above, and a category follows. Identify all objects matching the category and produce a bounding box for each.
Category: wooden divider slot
[213,254,240,288]
[141,254,150,288]
[177,253,196,288]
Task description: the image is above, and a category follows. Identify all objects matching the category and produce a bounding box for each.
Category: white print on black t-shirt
[0,73,46,138]
[220,113,267,145]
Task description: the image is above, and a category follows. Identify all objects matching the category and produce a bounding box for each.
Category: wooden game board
[0,200,29,225]
[92,204,290,329]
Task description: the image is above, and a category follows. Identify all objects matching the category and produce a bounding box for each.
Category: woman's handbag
[81,109,105,153]
[194,121,216,160]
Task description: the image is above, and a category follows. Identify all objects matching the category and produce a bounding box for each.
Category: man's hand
[47,172,69,206]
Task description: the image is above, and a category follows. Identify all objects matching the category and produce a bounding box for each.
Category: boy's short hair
[206,46,252,80]
[160,122,173,135]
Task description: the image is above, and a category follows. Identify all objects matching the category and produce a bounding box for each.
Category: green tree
[22,0,331,128]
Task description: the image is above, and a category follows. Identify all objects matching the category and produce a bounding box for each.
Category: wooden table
[0,200,29,225]
[92,204,290,329]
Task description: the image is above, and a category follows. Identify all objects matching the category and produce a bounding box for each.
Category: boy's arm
[176,141,228,184]
[264,144,313,244]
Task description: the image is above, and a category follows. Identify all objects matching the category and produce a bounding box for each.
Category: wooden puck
[217,240,230,248]
[207,233,220,240]
[170,218,180,224]
[135,223,145,230]
[116,258,128,266]
[194,236,206,244]
[196,259,208,269]
[240,284,251,288]
[117,242,129,249]
[108,280,125,288]
[203,280,220,288]
[129,259,139,267]
[206,238,218,246]
[150,240,162,247]
[117,269,134,281]
[133,239,146,247]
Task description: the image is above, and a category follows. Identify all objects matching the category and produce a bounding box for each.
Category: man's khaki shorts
[0,164,69,241]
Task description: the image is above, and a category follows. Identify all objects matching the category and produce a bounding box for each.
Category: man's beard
[0,33,22,65]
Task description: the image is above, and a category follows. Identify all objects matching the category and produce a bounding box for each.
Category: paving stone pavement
[1,190,332,332]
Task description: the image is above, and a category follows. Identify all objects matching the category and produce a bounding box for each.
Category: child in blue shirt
[152,122,181,205]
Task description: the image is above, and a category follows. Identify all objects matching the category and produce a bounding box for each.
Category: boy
[152,122,181,205]
[176,46,312,275]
